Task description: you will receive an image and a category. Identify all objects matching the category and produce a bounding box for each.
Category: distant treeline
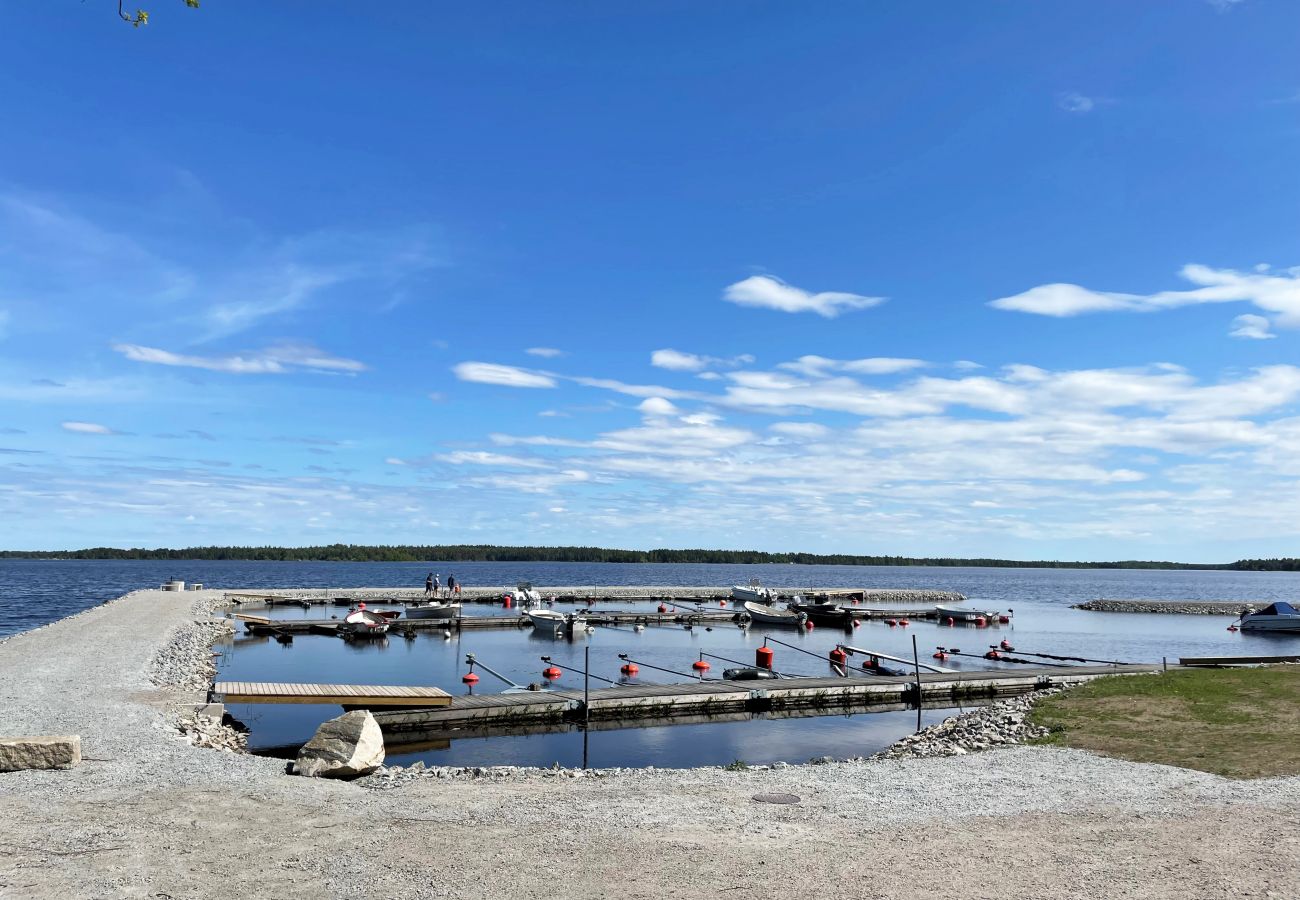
[0,543,1293,570]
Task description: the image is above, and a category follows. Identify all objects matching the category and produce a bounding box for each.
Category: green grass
[1029,666,1300,778]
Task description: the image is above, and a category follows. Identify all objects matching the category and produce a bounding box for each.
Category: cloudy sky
[1,1,1298,560]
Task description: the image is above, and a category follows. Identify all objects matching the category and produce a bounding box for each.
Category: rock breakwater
[1074,599,1258,616]
[872,690,1062,760]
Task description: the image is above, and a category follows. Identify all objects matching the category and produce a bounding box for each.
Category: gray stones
[177,713,247,754]
[146,617,233,692]
[872,689,1063,761]
[0,735,82,771]
[1074,599,1258,616]
[293,710,385,779]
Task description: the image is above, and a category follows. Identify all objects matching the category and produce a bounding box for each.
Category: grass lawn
[1029,666,1300,778]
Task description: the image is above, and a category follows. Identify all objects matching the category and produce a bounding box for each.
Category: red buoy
[657,604,667,614]
[358,602,366,610]
[803,619,814,630]
[1000,639,1013,651]
[899,619,909,627]
[543,666,562,679]
[852,620,861,628]
[984,650,1000,660]
[945,617,955,626]
[975,616,987,627]
[886,619,897,627]
[756,646,774,669]
[998,615,1010,624]
[692,659,711,672]
[462,672,479,684]
[1227,625,1239,632]
[720,600,727,607]
[829,647,847,665]
[502,595,513,609]
[620,663,639,675]
[933,651,948,661]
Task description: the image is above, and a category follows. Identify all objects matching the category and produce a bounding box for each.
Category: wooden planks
[213,682,452,707]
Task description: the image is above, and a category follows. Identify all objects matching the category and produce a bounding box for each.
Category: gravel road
[1,588,1297,899]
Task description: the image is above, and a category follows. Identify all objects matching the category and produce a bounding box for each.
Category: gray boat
[405,602,461,620]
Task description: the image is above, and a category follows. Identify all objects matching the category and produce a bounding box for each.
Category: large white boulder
[0,735,82,771]
[292,711,385,779]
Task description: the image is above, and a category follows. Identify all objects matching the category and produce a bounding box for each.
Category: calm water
[5,559,1300,767]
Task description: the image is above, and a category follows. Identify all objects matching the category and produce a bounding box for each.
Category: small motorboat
[731,581,774,604]
[790,598,852,625]
[1239,602,1300,632]
[722,666,779,681]
[527,608,588,636]
[405,602,461,620]
[515,582,544,605]
[934,604,999,623]
[742,601,807,627]
[339,605,390,638]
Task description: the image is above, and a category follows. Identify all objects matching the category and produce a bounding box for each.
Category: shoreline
[2,588,1300,897]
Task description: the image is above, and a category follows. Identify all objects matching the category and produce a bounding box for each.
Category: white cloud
[441,451,550,469]
[452,362,557,389]
[114,341,366,375]
[779,355,926,377]
[991,265,1300,330]
[650,349,755,372]
[770,422,830,439]
[1057,92,1096,114]
[638,397,679,416]
[62,421,117,435]
[526,347,565,358]
[1206,0,1246,11]
[722,275,884,318]
[1229,314,1276,340]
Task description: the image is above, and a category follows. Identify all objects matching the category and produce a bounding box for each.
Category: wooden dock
[232,610,740,635]
[367,665,1159,734]
[214,682,452,707]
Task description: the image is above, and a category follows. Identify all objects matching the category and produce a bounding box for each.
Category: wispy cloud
[1206,0,1246,11]
[114,341,366,375]
[991,264,1300,335]
[453,362,557,389]
[525,347,565,358]
[650,349,755,372]
[1057,92,1095,114]
[62,421,120,436]
[1229,314,1275,340]
[778,356,926,377]
[722,275,884,318]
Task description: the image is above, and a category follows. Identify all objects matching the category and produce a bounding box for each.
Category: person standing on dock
[447,573,457,598]
[424,573,434,596]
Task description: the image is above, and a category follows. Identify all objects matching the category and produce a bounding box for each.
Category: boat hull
[731,586,773,604]
[405,603,461,620]
[1240,615,1300,632]
[742,601,805,627]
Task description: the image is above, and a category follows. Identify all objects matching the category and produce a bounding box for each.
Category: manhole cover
[751,792,801,805]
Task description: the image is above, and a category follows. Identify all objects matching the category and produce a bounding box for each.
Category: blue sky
[1,1,1298,560]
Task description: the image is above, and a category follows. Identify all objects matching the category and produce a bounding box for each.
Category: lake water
[5,559,1299,768]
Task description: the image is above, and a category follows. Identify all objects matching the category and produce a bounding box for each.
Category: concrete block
[0,735,82,771]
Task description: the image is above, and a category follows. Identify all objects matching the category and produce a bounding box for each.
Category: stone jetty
[1074,598,1259,615]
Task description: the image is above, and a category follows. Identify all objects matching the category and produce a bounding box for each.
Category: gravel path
[1,588,1298,898]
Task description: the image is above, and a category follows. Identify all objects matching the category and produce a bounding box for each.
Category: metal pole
[583,645,590,770]
[912,634,922,732]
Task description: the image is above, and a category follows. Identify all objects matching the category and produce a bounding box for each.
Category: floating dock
[361,665,1159,735]
[214,682,452,707]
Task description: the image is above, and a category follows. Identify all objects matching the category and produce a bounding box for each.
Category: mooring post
[583,644,591,770]
[1162,656,1167,673]
[912,634,922,732]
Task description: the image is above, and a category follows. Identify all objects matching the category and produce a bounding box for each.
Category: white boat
[1239,602,1300,632]
[515,582,544,605]
[934,604,999,622]
[405,602,461,620]
[742,601,806,627]
[340,606,390,637]
[527,608,588,635]
[731,583,774,604]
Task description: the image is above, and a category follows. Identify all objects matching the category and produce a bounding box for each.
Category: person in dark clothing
[447,574,457,598]
[424,573,434,596]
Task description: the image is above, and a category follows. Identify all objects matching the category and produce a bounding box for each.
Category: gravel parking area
[1,589,1298,899]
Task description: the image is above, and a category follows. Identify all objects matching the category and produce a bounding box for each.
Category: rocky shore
[1074,598,1258,615]
[873,690,1061,760]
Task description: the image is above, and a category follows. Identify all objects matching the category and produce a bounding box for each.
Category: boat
[526,608,588,635]
[731,581,774,604]
[742,601,807,627]
[514,582,544,605]
[339,605,390,638]
[405,602,461,620]
[725,666,774,680]
[1239,602,1300,632]
[934,604,999,623]
[790,598,852,624]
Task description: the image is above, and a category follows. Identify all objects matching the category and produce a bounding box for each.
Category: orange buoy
[1227,625,1239,632]
[933,651,948,660]
[462,672,479,684]
[756,646,774,669]
[984,650,1000,660]
[543,666,562,679]
[899,619,909,627]
[620,663,639,675]
[829,647,847,665]
[692,659,711,672]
